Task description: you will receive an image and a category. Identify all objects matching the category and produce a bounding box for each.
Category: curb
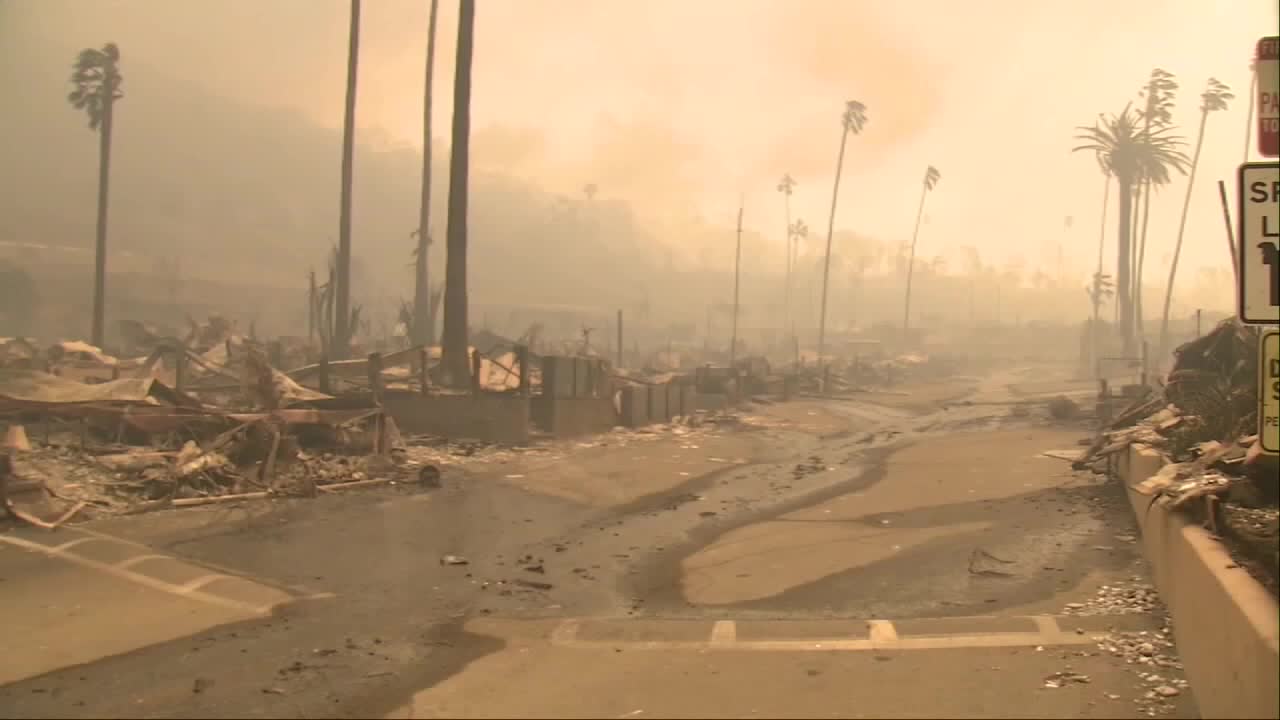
[1120,444,1279,719]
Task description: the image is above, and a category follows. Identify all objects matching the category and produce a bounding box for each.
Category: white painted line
[0,534,275,616]
[51,537,98,553]
[709,620,737,646]
[1032,615,1062,635]
[867,620,898,644]
[179,574,232,593]
[113,554,170,570]
[550,619,581,645]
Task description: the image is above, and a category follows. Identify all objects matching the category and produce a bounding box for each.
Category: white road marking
[113,553,171,570]
[0,533,280,616]
[51,537,97,553]
[709,620,736,646]
[867,620,898,644]
[179,574,232,593]
[542,616,1109,653]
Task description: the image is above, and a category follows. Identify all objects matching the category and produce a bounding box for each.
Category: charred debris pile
[0,318,452,528]
[1076,319,1277,590]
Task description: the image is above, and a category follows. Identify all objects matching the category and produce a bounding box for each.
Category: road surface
[0,367,1196,719]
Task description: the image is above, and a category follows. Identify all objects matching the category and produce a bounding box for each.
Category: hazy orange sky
[6,0,1278,282]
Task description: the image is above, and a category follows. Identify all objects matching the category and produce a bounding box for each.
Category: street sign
[1237,162,1280,325]
[1258,36,1279,158]
[1260,330,1279,455]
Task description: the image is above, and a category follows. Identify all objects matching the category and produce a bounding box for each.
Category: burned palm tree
[1159,78,1233,359]
[1074,105,1189,356]
[67,42,123,348]
[413,0,442,347]
[334,0,362,359]
[1133,68,1179,340]
[902,165,941,338]
[441,0,477,386]
[817,101,868,366]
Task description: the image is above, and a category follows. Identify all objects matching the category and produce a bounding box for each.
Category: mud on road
[0,368,1189,719]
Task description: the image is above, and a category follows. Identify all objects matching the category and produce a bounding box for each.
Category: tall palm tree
[902,165,941,337]
[412,0,441,348]
[1074,105,1189,357]
[817,100,868,367]
[1158,78,1232,358]
[334,0,362,359]
[1133,68,1178,341]
[67,42,123,349]
[441,0,477,386]
[776,173,796,337]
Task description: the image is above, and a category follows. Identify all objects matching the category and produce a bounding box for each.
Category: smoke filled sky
[4,0,1276,281]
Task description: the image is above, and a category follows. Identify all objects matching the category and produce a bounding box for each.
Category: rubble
[1061,579,1160,616]
[1072,319,1277,592]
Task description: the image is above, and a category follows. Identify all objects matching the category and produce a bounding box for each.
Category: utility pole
[730,197,744,369]
[616,309,623,368]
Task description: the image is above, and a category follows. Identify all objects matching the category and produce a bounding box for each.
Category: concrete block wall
[382,390,530,444]
[648,384,669,422]
[620,386,648,427]
[532,395,616,437]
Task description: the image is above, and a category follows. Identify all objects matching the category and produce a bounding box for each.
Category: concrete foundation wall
[532,395,616,437]
[620,386,648,427]
[648,384,669,422]
[1120,445,1280,720]
[382,390,530,445]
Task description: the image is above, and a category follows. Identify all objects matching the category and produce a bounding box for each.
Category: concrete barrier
[1120,444,1280,719]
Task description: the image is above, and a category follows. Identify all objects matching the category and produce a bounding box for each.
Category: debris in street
[968,547,1016,577]
[1043,670,1091,688]
[440,555,469,566]
[1061,580,1159,616]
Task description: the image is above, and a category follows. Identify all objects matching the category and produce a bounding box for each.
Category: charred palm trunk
[441,0,476,386]
[1116,174,1135,357]
[334,0,361,360]
[413,0,440,347]
[902,182,928,339]
[91,96,113,349]
[817,127,849,365]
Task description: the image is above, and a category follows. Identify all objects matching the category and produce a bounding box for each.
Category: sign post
[1260,330,1279,455]
[1258,36,1279,158]
[1237,162,1280,325]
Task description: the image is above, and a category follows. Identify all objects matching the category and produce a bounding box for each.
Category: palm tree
[1074,105,1188,356]
[67,42,123,349]
[441,0,477,386]
[1158,78,1233,358]
[1133,68,1178,341]
[334,0,362,359]
[817,100,868,367]
[902,165,940,338]
[412,0,441,348]
[777,173,796,337]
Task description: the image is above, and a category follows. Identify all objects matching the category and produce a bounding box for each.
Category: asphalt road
[0,367,1198,719]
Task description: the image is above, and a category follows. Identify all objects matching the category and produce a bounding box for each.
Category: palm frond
[923,165,940,190]
[1200,77,1233,113]
[842,100,868,135]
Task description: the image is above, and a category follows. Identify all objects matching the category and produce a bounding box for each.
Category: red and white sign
[1259,36,1279,158]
